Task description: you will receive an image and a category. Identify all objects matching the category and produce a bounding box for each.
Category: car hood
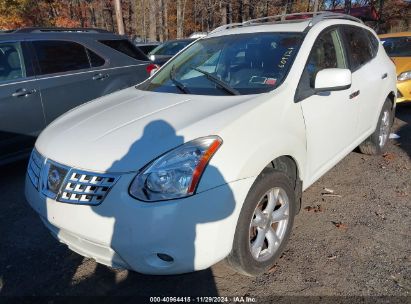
[36,87,257,173]
[391,57,411,75]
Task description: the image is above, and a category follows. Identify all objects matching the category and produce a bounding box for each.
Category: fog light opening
[157,253,174,263]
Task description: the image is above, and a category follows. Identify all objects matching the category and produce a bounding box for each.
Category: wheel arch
[265,155,303,214]
[387,91,396,106]
[382,91,396,126]
[388,90,396,122]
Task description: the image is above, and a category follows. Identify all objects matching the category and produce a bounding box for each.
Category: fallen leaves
[382,152,396,161]
[304,205,324,213]
[267,264,278,273]
[332,221,348,230]
[396,190,408,197]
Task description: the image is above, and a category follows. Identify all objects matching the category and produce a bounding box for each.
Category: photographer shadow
[67,119,235,296]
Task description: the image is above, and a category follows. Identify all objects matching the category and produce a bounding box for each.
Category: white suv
[25,13,396,276]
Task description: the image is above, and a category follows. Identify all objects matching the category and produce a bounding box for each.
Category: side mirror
[314,68,352,92]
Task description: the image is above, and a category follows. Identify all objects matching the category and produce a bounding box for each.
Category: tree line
[0,0,410,39]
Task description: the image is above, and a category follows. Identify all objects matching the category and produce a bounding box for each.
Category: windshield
[149,40,193,56]
[381,36,411,57]
[141,32,303,96]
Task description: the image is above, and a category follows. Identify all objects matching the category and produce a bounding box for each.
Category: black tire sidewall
[229,169,296,276]
[370,100,393,154]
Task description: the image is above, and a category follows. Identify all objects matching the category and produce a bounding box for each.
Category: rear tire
[226,169,296,276]
[359,99,393,155]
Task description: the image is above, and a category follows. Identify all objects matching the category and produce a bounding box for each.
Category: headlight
[398,71,411,81]
[129,136,222,202]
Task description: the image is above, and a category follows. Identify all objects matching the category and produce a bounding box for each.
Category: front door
[31,40,105,124]
[298,27,359,184]
[0,41,44,161]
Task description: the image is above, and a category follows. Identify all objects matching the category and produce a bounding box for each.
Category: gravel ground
[0,104,410,302]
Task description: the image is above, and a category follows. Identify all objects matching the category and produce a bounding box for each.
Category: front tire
[226,169,296,276]
[359,99,393,155]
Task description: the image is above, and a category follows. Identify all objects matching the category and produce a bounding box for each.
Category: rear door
[0,40,44,161]
[341,26,383,135]
[97,39,149,88]
[31,40,107,124]
[296,27,359,183]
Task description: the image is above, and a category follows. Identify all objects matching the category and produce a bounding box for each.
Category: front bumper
[397,80,411,103]
[25,172,254,275]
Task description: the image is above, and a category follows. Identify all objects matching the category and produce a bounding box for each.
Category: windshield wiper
[190,66,240,95]
[170,65,190,94]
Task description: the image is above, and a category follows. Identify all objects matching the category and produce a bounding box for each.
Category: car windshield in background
[381,37,411,57]
[149,40,193,56]
[141,32,303,96]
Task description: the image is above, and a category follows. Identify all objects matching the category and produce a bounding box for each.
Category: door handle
[349,90,360,99]
[92,73,109,81]
[382,73,388,79]
[12,88,37,97]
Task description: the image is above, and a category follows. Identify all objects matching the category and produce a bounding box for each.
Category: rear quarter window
[87,49,105,67]
[99,39,148,61]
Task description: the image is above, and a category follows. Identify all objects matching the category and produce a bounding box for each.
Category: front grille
[58,171,119,205]
[27,149,119,205]
[27,149,45,189]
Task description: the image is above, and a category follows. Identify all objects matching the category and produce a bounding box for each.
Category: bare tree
[157,0,164,41]
[149,0,157,40]
[87,1,97,27]
[228,0,233,23]
[114,0,125,34]
[177,0,187,38]
[163,0,169,40]
[344,0,351,14]
[220,0,227,25]
[314,0,319,12]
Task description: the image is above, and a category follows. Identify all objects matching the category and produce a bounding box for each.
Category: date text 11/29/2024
[149,296,257,303]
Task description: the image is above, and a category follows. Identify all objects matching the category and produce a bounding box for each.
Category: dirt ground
[0,104,410,302]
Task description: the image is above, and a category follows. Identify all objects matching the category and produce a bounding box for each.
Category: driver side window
[295,28,347,101]
[306,28,347,87]
[0,42,26,83]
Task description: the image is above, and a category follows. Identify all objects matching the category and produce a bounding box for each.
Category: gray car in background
[0,27,150,164]
[148,38,195,66]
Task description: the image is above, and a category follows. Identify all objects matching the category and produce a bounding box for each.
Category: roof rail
[210,23,243,34]
[244,12,317,25]
[13,27,111,34]
[209,11,363,34]
[309,11,363,26]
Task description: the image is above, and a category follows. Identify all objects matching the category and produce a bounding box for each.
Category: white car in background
[25,12,396,276]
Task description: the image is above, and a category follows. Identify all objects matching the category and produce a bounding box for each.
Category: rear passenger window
[99,39,148,61]
[87,49,105,67]
[33,40,90,75]
[342,26,373,71]
[0,42,26,82]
